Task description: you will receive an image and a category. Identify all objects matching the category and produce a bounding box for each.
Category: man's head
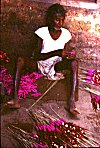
[46,3,66,30]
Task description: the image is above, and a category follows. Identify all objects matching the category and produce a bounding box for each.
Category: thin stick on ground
[28,80,58,110]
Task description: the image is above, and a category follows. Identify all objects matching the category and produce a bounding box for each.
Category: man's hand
[62,49,76,60]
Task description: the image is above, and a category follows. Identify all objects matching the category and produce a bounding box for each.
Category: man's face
[52,13,65,30]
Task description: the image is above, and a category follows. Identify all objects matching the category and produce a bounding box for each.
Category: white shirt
[35,27,71,80]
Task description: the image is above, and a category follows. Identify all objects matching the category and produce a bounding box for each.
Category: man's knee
[71,59,78,69]
[17,57,25,67]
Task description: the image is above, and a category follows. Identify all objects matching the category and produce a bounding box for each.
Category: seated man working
[6,3,79,115]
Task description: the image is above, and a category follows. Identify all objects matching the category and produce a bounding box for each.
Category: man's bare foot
[4,100,20,109]
[69,108,80,115]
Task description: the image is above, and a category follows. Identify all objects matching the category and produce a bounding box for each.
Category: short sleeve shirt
[35,27,71,53]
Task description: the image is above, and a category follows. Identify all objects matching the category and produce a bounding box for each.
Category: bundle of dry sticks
[8,109,99,148]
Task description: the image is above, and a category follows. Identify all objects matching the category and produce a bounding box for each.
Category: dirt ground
[1,74,100,148]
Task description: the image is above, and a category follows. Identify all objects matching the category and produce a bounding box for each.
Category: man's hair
[46,3,66,26]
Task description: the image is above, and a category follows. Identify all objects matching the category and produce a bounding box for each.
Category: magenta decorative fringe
[87,69,100,110]
[0,51,43,100]
[0,66,43,99]
[87,69,100,86]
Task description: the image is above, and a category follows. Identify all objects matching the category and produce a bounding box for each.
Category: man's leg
[54,59,79,114]
[14,57,25,101]
[6,57,25,108]
[68,60,79,113]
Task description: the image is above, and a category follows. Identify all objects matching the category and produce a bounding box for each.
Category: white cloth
[35,27,71,80]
